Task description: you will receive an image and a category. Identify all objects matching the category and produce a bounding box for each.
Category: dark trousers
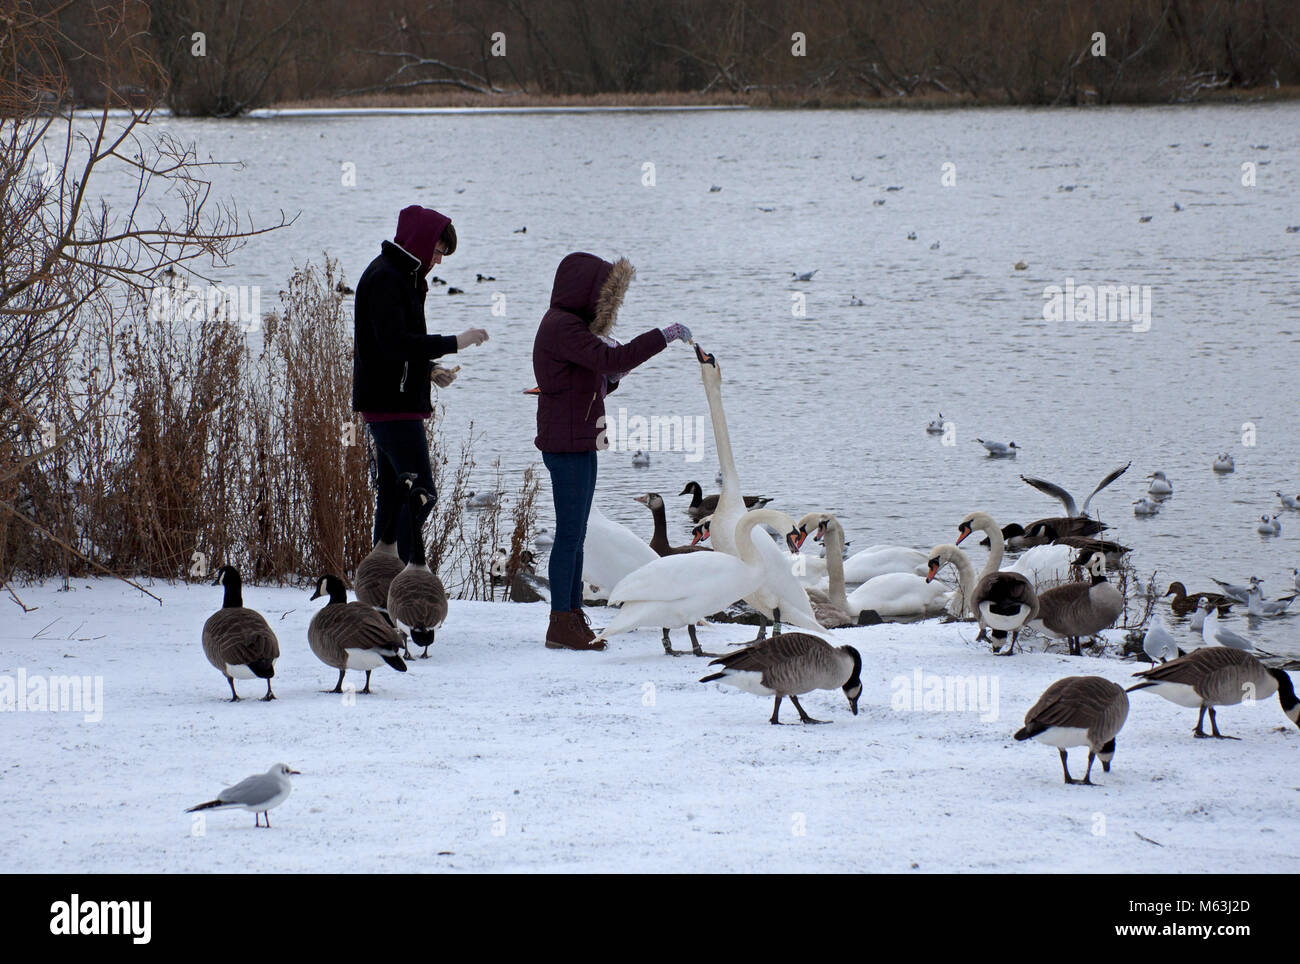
[368,420,435,563]
[542,450,597,612]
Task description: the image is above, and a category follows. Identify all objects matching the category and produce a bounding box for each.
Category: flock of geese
[197,341,1298,784]
[201,474,448,698]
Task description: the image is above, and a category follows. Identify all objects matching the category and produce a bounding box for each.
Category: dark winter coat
[352,208,459,415]
[532,253,667,452]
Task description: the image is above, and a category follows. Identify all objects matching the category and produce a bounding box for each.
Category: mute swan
[597,508,807,644]
[957,511,1071,591]
[582,504,657,599]
[811,514,948,621]
[694,344,818,637]
[694,345,745,556]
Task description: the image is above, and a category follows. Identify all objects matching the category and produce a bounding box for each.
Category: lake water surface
[88,104,1300,654]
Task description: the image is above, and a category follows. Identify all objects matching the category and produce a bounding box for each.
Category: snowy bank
[1,579,1296,873]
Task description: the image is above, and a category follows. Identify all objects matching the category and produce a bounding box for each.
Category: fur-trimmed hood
[548,252,634,338]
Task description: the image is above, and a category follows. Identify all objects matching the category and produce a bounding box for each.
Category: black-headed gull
[186,763,299,828]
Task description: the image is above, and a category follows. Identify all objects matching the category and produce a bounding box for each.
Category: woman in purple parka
[532,253,691,651]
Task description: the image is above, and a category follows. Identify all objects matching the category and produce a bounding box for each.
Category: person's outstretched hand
[431,364,460,388]
[457,328,489,349]
[661,323,692,344]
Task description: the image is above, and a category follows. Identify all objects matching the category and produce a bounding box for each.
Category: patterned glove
[661,323,692,344]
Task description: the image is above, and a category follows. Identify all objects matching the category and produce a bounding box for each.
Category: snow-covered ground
[2,579,1297,873]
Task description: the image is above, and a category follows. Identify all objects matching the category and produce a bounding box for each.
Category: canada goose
[977,439,1019,457]
[1257,514,1281,535]
[815,514,946,621]
[678,481,771,523]
[507,550,549,604]
[700,633,861,725]
[1052,536,1130,569]
[635,492,711,557]
[1014,676,1129,785]
[1128,647,1300,739]
[1275,491,1300,510]
[1133,498,1161,516]
[932,544,1039,655]
[388,488,449,659]
[202,565,280,701]
[978,518,1108,551]
[308,574,407,693]
[1147,471,1173,496]
[631,450,650,468]
[926,413,945,434]
[1143,615,1180,663]
[186,763,299,828]
[1013,260,1028,270]
[1212,453,1235,473]
[1026,550,1124,656]
[1199,602,1253,651]
[1019,462,1131,518]
[447,287,464,295]
[951,515,1042,652]
[1246,587,1297,617]
[1163,581,1233,616]
[598,508,816,649]
[355,472,419,615]
[1211,576,1262,604]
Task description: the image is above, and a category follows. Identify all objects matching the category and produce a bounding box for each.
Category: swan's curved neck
[701,367,740,498]
[972,516,1004,580]
[821,518,850,610]
[946,547,977,597]
[734,509,790,570]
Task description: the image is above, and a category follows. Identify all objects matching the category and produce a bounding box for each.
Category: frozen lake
[96,105,1300,654]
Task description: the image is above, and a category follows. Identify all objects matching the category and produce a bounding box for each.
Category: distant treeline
[43,0,1300,113]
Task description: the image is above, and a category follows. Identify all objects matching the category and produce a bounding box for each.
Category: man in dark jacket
[353,205,488,560]
[533,252,692,651]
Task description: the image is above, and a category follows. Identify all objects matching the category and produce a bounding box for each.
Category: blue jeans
[367,420,435,562]
[542,451,597,612]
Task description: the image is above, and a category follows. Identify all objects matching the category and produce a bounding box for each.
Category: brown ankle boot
[545,611,606,651]
[570,609,596,642]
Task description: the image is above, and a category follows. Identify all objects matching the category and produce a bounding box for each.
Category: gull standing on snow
[1143,615,1179,663]
[186,763,299,828]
